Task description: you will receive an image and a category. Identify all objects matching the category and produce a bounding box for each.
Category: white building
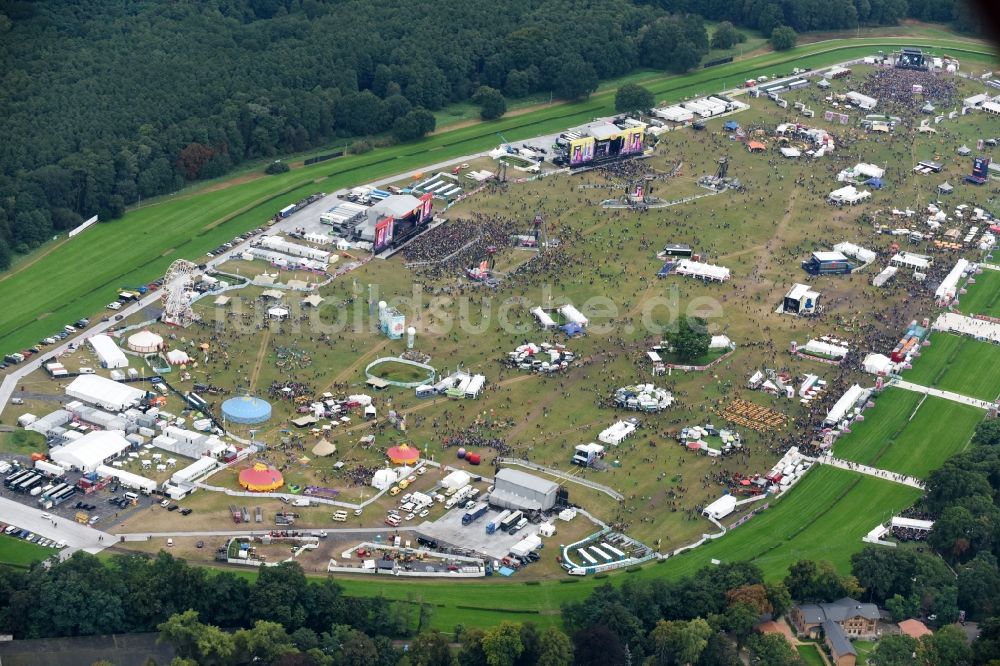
[833,242,877,264]
[782,283,821,316]
[823,384,870,425]
[259,235,331,262]
[170,456,220,486]
[51,430,131,472]
[96,464,158,494]
[88,334,129,369]
[846,91,877,110]
[66,374,145,411]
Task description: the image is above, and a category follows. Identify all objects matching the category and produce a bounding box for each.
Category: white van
[332,510,347,522]
[78,367,95,375]
[292,498,311,507]
[124,492,139,502]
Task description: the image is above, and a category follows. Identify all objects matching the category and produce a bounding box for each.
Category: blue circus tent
[865,177,883,189]
[560,322,584,337]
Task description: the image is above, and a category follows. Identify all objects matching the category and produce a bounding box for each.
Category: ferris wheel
[161,259,200,326]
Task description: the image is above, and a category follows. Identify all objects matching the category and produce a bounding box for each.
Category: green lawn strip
[873,397,983,479]
[933,339,1000,403]
[796,643,826,666]
[853,639,876,665]
[903,333,965,387]
[0,534,56,568]
[957,269,1000,318]
[832,388,923,466]
[0,36,993,352]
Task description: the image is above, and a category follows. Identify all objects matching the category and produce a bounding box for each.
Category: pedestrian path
[892,379,993,410]
[819,456,925,490]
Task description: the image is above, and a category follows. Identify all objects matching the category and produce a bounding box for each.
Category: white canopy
[88,334,129,369]
[127,330,163,353]
[675,259,731,282]
[862,353,893,376]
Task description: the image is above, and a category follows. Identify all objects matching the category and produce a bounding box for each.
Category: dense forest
[0,0,979,269]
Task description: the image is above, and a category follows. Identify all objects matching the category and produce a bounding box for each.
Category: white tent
[51,430,131,472]
[803,339,848,359]
[862,353,893,376]
[709,335,732,349]
[127,330,163,353]
[530,307,557,329]
[674,259,731,282]
[828,185,871,205]
[96,464,158,493]
[833,242,876,264]
[703,495,737,519]
[599,421,637,446]
[935,258,970,303]
[165,349,190,365]
[372,468,401,491]
[890,252,931,270]
[66,374,145,411]
[88,334,129,369]
[780,146,801,158]
[558,304,589,327]
[441,469,472,490]
[267,307,290,320]
[823,384,868,425]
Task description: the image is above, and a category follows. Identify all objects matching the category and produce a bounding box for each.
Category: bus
[16,473,43,492]
[5,470,31,488]
[500,511,522,532]
[51,486,77,506]
[42,482,69,500]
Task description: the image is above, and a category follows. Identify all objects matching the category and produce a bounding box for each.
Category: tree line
[0,0,980,270]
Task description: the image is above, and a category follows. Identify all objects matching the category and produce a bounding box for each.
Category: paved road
[116,526,418,541]
[819,455,926,490]
[0,495,114,557]
[893,379,993,409]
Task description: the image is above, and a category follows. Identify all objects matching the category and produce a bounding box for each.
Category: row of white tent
[674,259,731,282]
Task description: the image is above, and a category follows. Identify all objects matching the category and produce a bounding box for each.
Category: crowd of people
[268,380,312,401]
[860,68,957,110]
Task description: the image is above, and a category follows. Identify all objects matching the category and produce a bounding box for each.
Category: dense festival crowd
[860,68,957,110]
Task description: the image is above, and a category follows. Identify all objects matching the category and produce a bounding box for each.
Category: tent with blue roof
[561,322,584,338]
[724,120,739,131]
[864,177,883,189]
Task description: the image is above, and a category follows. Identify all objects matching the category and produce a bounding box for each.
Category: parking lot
[415,506,538,561]
[1,457,157,533]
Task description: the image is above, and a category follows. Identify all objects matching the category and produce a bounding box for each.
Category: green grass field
[0,534,55,568]
[835,388,982,479]
[957,268,1000,318]
[904,332,1000,402]
[874,396,982,478]
[0,35,993,355]
[796,644,826,666]
[833,389,922,464]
